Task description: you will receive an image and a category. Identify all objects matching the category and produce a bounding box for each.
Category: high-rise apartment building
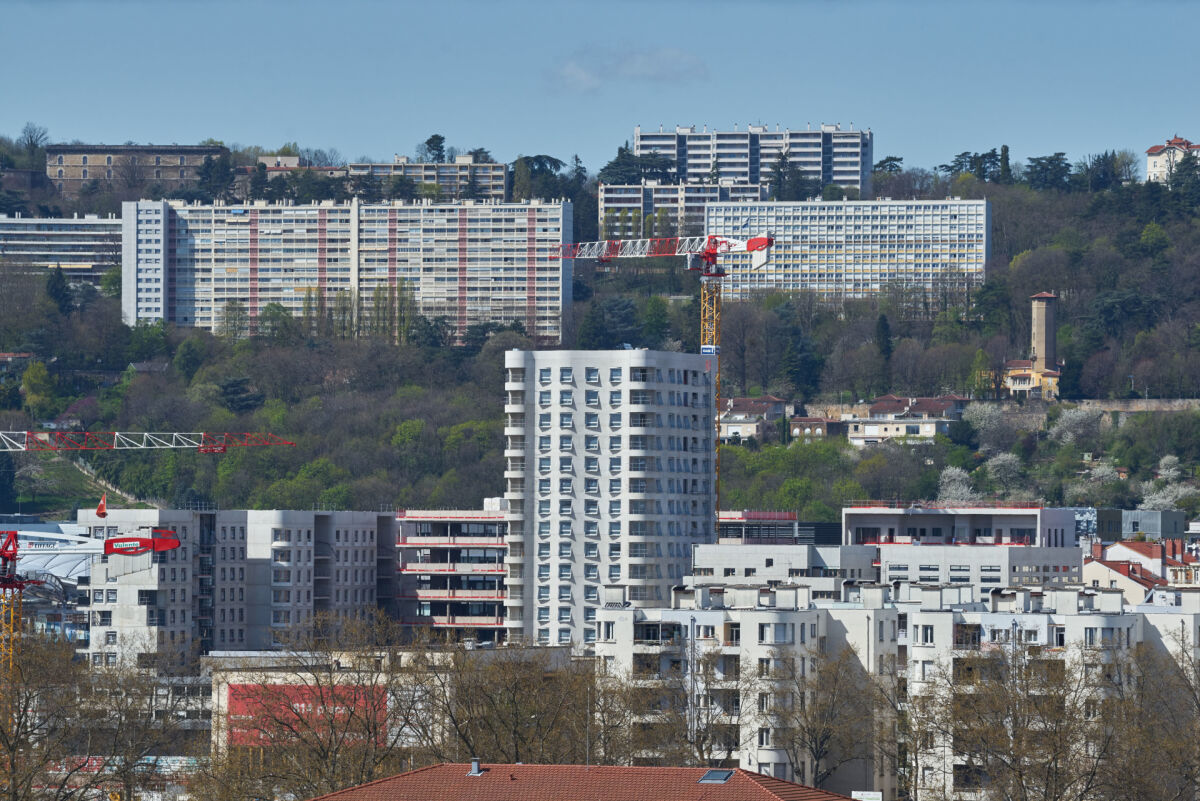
[634,124,873,194]
[502,348,717,646]
[122,197,572,344]
[0,212,121,282]
[705,199,990,306]
[75,508,397,665]
[347,154,508,200]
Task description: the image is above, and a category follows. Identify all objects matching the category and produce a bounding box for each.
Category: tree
[1025,152,1073,192]
[421,134,446,163]
[767,645,876,789]
[386,175,416,201]
[20,360,55,419]
[248,162,269,200]
[219,299,249,340]
[937,465,979,502]
[639,296,670,346]
[873,156,903,175]
[874,314,893,364]
[18,122,49,156]
[917,645,1112,801]
[198,613,430,801]
[45,266,71,315]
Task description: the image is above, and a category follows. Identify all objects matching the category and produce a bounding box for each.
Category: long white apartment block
[122,197,572,343]
[596,582,899,795]
[705,199,990,306]
[503,348,717,646]
[75,508,396,666]
[843,502,1083,588]
[0,212,122,282]
[395,500,507,643]
[634,123,874,193]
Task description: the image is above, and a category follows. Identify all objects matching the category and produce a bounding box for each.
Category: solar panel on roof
[698,769,734,784]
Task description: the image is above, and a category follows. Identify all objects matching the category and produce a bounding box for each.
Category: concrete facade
[598,181,768,239]
[633,124,873,194]
[705,199,989,306]
[689,543,878,599]
[74,508,397,666]
[503,348,716,646]
[0,213,122,283]
[347,154,508,201]
[121,198,572,344]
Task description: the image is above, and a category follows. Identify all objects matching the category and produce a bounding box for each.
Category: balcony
[399,562,506,575]
[401,615,506,628]
[399,588,505,601]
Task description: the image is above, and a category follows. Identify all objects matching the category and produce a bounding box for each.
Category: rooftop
[304,763,853,801]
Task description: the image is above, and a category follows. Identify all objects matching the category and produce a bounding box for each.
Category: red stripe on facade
[526,208,537,340]
[458,208,468,341]
[248,210,259,329]
[317,209,328,298]
[388,207,397,287]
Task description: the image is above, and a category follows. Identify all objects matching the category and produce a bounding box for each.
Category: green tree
[873,155,903,175]
[640,296,670,346]
[127,320,167,361]
[420,134,446,163]
[100,266,121,298]
[21,360,55,419]
[386,175,416,200]
[248,163,269,200]
[219,299,249,340]
[173,337,204,381]
[45,265,71,315]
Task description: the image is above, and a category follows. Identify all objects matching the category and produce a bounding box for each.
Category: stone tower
[1030,292,1057,373]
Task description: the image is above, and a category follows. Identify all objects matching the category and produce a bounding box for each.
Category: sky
[3,0,1198,176]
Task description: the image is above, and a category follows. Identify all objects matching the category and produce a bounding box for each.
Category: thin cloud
[546,46,709,93]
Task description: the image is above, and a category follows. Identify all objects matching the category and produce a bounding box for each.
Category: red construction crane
[554,232,774,523]
[0,431,294,454]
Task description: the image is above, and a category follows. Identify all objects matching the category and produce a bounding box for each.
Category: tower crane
[0,430,294,684]
[554,232,774,520]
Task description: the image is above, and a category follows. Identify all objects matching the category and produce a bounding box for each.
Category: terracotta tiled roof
[1030,291,1057,299]
[305,764,855,801]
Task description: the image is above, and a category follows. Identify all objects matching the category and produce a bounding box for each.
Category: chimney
[468,759,484,776]
[1091,541,1104,560]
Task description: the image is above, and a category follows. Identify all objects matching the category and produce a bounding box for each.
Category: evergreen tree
[875,314,893,362]
[45,265,72,315]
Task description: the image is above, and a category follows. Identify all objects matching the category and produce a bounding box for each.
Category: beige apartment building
[347,154,508,200]
[46,144,227,197]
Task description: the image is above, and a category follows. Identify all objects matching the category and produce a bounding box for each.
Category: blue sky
[3,0,1197,176]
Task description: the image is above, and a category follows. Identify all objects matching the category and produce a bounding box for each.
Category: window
[921,625,934,644]
[559,478,573,493]
[560,367,573,382]
[559,542,573,558]
[610,436,622,452]
[538,586,550,601]
[538,543,550,559]
[558,607,571,622]
[538,629,550,644]
[610,390,622,406]
[539,368,551,384]
[585,521,599,537]
[538,457,551,473]
[558,585,571,600]
[586,412,600,429]
[538,607,550,622]
[585,564,599,580]
[585,457,599,472]
[560,390,573,405]
[585,478,599,493]
[538,435,551,451]
[539,412,551,429]
[538,521,551,537]
[558,629,571,644]
[81,168,88,179]
[609,368,622,383]
[610,413,622,428]
[560,456,572,472]
[758,727,771,747]
[538,500,550,516]
[538,478,551,494]
[561,412,574,428]
[585,389,600,406]
[585,499,599,515]
[558,564,571,579]
[559,500,572,515]
[585,367,599,383]
[586,435,600,452]
[585,542,599,558]
[559,436,573,451]
[538,390,551,406]
[538,565,550,579]
[81,156,88,165]
[559,520,572,536]
[106,155,112,165]
[609,500,621,515]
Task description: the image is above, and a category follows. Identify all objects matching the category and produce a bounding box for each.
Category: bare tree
[764,645,874,789]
